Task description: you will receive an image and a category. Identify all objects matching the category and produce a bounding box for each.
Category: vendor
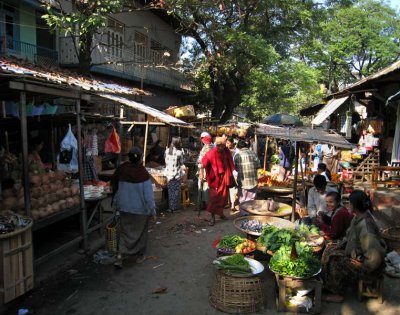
[321,190,386,301]
[146,140,165,166]
[317,163,331,182]
[28,136,46,171]
[316,191,353,240]
[307,175,337,221]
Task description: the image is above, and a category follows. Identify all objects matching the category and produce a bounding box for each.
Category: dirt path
[3,205,400,315]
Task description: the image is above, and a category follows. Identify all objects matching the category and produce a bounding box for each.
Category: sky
[389,0,400,9]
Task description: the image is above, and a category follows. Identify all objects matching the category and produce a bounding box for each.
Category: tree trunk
[78,32,93,75]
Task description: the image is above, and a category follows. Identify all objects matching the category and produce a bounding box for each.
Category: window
[107,18,124,57]
[134,31,148,60]
[150,40,173,64]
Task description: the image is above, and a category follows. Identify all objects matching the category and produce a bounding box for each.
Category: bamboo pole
[291,141,299,222]
[20,91,31,216]
[263,136,269,173]
[76,99,88,251]
[142,120,149,165]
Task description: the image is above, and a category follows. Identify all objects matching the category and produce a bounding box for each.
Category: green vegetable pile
[269,244,321,278]
[257,224,320,253]
[213,254,252,275]
[258,225,299,252]
[297,224,319,235]
[217,235,246,248]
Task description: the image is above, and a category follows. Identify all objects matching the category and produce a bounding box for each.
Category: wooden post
[263,136,269,173]
[50,120,56,170]
[20,91,31,216]
[291,141,299,222]
[142,120,149,165]
[76,99,88,251]
[117,106,124,167]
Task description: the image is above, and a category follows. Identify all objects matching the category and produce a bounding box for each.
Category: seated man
[316,191,353,240]
[306,175,337,223]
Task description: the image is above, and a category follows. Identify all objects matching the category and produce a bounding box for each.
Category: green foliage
[41,0,127,72]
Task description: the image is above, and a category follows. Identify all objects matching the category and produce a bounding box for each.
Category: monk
[201,137,235,225]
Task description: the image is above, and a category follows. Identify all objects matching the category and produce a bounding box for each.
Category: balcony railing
[59,36,190,91]
[0,37,58,66]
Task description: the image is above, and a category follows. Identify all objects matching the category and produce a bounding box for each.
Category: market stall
[0,57,154,276]
[256,123,353,221]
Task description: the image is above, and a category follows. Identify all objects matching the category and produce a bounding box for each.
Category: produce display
[257,224,322,253]
[215,235,256,254]
[239,219,266,234]
[258,175,290,187]
[258,226,298,253]
[269,243,321,278]
[213,254,252,276]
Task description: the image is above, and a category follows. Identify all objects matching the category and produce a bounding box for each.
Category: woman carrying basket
[112,147,156,268]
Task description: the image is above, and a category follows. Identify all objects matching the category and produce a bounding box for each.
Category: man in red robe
[201,137,235,225]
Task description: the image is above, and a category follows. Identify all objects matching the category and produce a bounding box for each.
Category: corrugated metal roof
[312,96,349,125]
[98,93,194,128]
[0,58,150,96]
[257,123,353,148]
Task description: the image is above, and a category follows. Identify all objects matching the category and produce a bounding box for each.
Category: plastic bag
[57,124,78,173]
[104,127,121,154]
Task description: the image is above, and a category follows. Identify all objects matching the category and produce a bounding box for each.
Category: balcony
[0,37,58,67]
[59,37,190,92]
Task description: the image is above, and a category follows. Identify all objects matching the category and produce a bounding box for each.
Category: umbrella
[261,113,302,126]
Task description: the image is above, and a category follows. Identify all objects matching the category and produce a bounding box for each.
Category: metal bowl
[233,215,295,236]
[240,200,292,217]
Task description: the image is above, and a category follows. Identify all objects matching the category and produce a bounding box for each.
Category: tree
[165,0,326,122]
[297,0,400,92]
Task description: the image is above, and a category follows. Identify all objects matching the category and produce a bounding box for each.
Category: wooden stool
[181,187,190,207]
[357,274,384,303]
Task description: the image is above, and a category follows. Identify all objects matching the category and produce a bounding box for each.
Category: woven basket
[382,227,400,253]
[151,174,168,188]
[210,271,264,314]
[105,215,120,253]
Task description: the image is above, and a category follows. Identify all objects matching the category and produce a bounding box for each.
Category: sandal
[220,214,227,220]
[205,214,215,226]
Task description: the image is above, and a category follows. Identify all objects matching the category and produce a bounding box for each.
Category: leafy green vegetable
[298,224,319,235]
[258,226,299,252]
[269,244,321,278]
[213,254,252,275]
[218,235,247,249]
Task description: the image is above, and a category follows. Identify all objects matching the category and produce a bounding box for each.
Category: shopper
[164,137,184,213]
[234,140,260,213]
[197,132,214,210]
[112,147,156,268]
[201,137,235,225]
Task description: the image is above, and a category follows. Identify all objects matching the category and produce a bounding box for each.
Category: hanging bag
[57,124,78,173]
[104,127,121,154]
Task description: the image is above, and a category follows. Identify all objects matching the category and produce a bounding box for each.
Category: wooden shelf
[32,206,81,231]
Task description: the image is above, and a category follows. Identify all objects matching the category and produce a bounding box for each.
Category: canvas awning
[312,96,349,125]
[256,123,353,149]
[98,93,194,128]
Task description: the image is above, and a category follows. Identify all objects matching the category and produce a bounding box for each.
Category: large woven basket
[382,227,400,253]
[151,174,168,188]
[210,271,264,314]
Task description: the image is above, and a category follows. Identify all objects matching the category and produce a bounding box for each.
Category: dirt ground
[2,203,400,315]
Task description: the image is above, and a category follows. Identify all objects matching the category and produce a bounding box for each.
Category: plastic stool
[181,187,190,207]
[357,274,384,303]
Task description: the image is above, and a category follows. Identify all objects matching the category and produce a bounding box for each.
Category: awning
[98,93,194,128]
[312,96,349,125]
[256,123,353,149]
